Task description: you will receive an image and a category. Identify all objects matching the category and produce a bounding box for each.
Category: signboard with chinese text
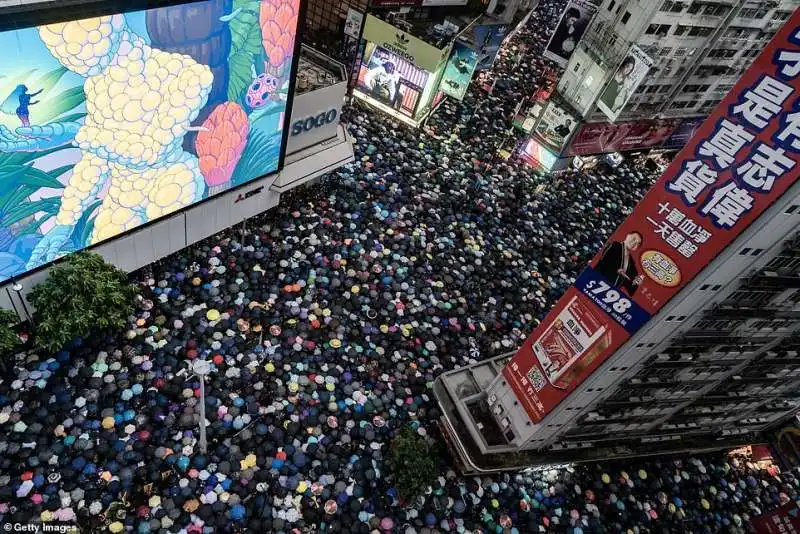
[749,501,800,534]
[502,9,800,423]
[565,119,681,156]
[534,100,580,153]
[662,117,705,150]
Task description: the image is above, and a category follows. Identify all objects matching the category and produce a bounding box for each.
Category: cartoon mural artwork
[0,0,300,282]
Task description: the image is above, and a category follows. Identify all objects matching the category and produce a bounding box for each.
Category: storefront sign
[502,11,800,423]
[662,117,704,150]
[518,137,558,172]
[749,502,800,533]
[361,15,449,72]
[291,109,339,136]
[286,82,346,154]
[566,119,681,156]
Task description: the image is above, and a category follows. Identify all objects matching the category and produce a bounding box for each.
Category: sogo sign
[291,109,338,136]
[286,79,347,154]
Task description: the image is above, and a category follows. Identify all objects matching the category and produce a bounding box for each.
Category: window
[608,0,616,11]
[705,4,730,17]
[674,25,690,37]
[621,11,631,24]
[708,48,737,58]
[738,8,768,20]
[688,26,714,37]
[773,11,792,21]
[661,0,684,13]
[646,24,671,36]
[659,85,671,93]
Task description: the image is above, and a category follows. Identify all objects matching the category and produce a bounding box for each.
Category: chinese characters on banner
[749,501,800,534]
[503,10,800,423]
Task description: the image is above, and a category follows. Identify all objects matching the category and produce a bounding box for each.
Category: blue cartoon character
[1,84,43,127]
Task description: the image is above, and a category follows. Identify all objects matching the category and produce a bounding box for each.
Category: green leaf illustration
[38,86,86,123]
[226,0,263,105]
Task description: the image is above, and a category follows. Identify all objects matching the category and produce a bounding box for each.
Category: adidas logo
[396,33,409,45]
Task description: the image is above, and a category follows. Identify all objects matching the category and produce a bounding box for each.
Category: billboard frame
[499,10,800,424]
[0,0,307,284]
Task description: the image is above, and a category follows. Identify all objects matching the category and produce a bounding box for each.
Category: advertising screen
[662,117,705,150]
[566,118,681,156]
[503,10,800,423]
[440,42,478,101]
[0,0,300,283]
[534,100,579,153]
[543,0,598,67]
[356,44,431,118]
[597,45,654,122]
[518,138,558,172]
[474,24,509,70]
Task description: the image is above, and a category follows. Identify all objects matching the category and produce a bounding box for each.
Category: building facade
[436,168,800,471]
[559,0,800,125]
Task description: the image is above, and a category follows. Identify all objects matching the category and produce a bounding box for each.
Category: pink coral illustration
[195,102,250,193]
[260,0,299,81]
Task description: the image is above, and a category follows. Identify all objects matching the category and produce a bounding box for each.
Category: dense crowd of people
[0,1,797,533]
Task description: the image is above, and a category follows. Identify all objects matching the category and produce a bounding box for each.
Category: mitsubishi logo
[396,32,409,45]
[234,185,264,203]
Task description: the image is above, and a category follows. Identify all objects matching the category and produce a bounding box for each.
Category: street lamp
[192,358,212,454]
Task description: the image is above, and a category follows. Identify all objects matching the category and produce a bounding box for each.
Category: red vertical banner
[504,8,800,423]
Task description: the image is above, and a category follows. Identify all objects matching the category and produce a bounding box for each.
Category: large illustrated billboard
[543,0,597,67]
[0,0,301,283]
[503,10,800,423]
[597,45,653,122]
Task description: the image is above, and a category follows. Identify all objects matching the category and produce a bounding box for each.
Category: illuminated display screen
[356,44,431,119]
[0,0,300,282]
[519,138,558,172]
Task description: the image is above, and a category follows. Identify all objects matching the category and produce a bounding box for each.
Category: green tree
[28,252,138,352]
[388,425,439,501]
[0,309,20,355]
